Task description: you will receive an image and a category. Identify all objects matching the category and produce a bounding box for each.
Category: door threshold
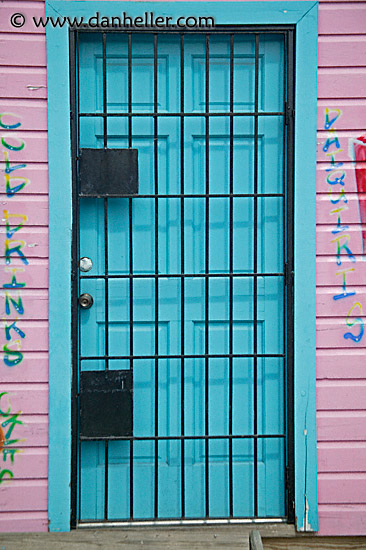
[78,518,288,529]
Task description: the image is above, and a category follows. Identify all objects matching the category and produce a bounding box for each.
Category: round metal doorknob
[79,293,93,309]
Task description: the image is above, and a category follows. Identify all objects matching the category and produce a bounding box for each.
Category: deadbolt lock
[79,293,93,309]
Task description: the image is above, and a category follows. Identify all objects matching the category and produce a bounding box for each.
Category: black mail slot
[79,370,133,439]
[79,148,138,197]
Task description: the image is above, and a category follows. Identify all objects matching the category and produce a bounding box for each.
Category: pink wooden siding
[0,0,48,533]
[317,0,366,536]
[1,0,366,537]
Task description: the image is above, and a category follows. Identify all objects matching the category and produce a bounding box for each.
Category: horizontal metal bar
[80,353,285,360]
[80,272,284,279]
[79,111,284,117]
[78,517,288,528]
[79,434,286,441]
[74,26,294,34]
[79,193,284,199]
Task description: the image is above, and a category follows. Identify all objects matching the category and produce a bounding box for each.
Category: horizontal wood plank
[0,524,294,547]
[0,197,48,226]
[0,227,48,259]
[316,164,358,194]
[317,411,366,441]
[317,382,366,411]
[318,36,366,67]
[1,384,48,414]
[318,474,366,504]
[0,100,48,131]
[0,35,46,67]
[0,259,48,289]
[318,443,366,473]
[0,511,48,533]
[317,507,366,536]
[3,415,49,448]
[318,69,366,99]
[316,194,365,225]
[316,224,364,256]
[1,353,48,383]
[316,318,366,349]
[316,256,365,287]
[0,131,48,163]
[0,479,47,512]
[264,535,366,549]
[317,101,366,131]
[316,349,366,379]
[0,289,48,320]
[319,5,366,35]
[4,448,48,479]
[0,67,47,99]
[0,320,48,351]
[316,287,366,317]
[0,163,48,195]
[317,132,366,162]
[0,4,46,35]
[0,198,48,227]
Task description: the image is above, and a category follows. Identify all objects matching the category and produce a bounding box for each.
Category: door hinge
[284,102,295,126]
[284,263,294,286]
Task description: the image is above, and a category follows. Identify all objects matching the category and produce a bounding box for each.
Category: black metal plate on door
[79,148,138,196]
[79,370,133,439]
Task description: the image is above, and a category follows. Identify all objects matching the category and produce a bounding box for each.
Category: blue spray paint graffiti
[324,108,364,343]
[1,112,29,483]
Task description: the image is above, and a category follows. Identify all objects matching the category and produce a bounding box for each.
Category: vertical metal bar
[153,33,159,519]
[180,33,186,519]
[205,33,210,519]
[229,33,234,519]
[282,31,288,520]
[76,30,81,526]
[128,34,132,146]
[253,33,259,519]
[286,29,295,523]
[103,33,107,149]
[69,29,79,529]
[128,32,134,521]
[102,31,109,521]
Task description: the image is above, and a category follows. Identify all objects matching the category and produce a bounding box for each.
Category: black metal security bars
[70,26,295,527]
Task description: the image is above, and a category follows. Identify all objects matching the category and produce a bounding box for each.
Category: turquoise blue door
[74,29,288,523]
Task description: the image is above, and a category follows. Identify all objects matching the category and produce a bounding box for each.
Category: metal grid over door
[70,26,295,526]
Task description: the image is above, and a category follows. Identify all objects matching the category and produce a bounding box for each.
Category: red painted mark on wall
[349,135,366,255]
[324,108,364,343]
[0,113,29,483]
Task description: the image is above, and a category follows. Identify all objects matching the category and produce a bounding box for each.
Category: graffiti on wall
[0,392,24,482]
[323,108,365,343]
[0,112,29,483]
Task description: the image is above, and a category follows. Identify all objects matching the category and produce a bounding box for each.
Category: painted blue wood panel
[78,31,285,520]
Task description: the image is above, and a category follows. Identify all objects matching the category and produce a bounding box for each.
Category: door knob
[79,257,93,272]
[79,293,93,309]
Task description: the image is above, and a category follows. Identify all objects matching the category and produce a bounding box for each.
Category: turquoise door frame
[46,0,318,532]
